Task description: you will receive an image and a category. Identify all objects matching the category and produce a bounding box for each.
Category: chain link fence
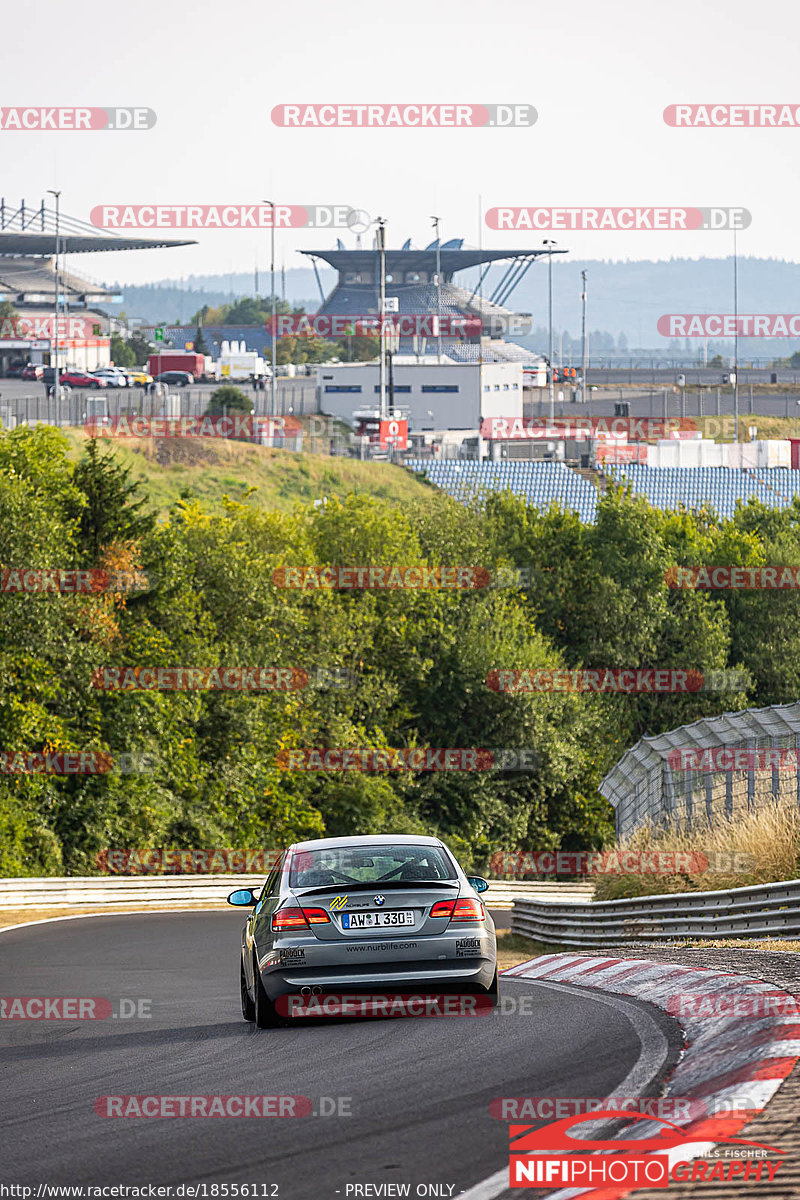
[0,380,319,430]
[600,702,800,838]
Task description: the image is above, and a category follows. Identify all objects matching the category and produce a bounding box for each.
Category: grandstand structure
[405,460,599,523]
[406,459,800,524]
[0,198,194,374]
[300,237,562,360]
[604,464,800,518]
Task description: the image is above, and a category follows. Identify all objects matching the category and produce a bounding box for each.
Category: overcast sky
[2,0,799,286]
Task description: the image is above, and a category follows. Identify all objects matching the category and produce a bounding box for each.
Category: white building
[316,358,523,431]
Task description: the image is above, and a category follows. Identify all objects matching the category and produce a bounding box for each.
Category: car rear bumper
[256,932,497,998]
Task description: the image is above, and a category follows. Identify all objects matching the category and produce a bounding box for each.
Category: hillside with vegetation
[5,425,800,877]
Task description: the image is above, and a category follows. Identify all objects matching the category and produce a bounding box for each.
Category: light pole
[733,228,739,444]
[581,269,588,403]
[263,199,277,415]
[431,215,442,362]
[376,217,387,419]
[543,239,557,420]
[47,189,61,405]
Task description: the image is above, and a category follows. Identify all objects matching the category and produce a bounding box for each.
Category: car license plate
[341,910,414,929]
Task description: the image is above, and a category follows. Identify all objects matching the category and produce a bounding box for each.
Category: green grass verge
[60,429,436,517]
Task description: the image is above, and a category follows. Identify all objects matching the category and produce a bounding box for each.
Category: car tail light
[272,907,308,930]
[271,905,331,931]
[430,898,484,923]
[452,898,485,922]
[302,907,331,924]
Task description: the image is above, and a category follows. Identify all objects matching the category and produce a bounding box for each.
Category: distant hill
[104,267,335,327]
[104,257,800,354]
[510,256,800,354]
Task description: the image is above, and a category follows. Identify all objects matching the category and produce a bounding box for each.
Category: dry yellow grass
[595,803,800,900]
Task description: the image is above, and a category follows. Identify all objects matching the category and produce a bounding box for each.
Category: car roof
[289,834,445,851]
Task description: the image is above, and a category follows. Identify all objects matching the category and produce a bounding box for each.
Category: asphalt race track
[0,913,680,1198]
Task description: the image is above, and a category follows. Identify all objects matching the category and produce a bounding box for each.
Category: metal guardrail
[511,878,800,945]
[0,876,594,911]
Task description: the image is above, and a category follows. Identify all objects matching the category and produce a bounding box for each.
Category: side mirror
[467,876,490,894]
[227,888,257,907]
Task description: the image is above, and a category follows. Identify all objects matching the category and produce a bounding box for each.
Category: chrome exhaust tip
[300,986,311,996]
[311,985,322,995]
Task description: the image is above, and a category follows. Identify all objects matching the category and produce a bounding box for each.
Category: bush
[205,386,253,416]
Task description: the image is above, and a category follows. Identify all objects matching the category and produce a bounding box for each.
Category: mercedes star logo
[373,894,385,906]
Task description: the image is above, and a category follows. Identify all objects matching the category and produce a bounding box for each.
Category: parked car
[4,364,25,379]
[21,364,44,381]
[125,368,154,388]
[153,371,192,387]
[60,371,107,389]
[91,368,127,388]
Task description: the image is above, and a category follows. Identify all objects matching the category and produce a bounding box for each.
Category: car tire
[486,968,500,1007]
[253,952,281,1028]
[240,955,255,1022]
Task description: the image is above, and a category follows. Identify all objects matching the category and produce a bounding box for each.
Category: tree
[109,334,135,369]
[127,334,153,366]
[68,439,156,561]
[204,386,253,416]
[617,332,628,351]
[223,297,268,325]
[194,326,209,356]
[0,299,18,321]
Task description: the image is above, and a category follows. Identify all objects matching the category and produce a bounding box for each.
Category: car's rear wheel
[253,953,281,1028]
[240,956,255,1021]
[487,968,499,1007]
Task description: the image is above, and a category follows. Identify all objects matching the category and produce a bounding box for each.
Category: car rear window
[289,844,456,888]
